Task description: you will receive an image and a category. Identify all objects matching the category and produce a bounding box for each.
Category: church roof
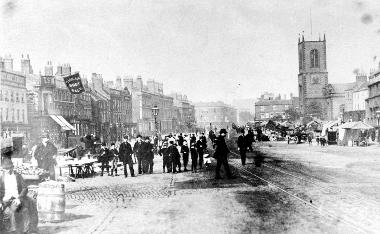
[352,82,368,92]
[330,83,356,93]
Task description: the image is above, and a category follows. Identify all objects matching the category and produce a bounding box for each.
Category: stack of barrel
[37,181,66,222]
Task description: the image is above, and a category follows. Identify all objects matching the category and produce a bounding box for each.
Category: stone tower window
[310,49,319,68]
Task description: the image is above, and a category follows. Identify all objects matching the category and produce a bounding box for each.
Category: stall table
[58,158,97,178]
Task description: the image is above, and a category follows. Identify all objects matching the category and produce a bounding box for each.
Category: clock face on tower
[311,74,320,84]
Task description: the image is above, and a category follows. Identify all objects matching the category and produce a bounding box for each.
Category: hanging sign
[63,72,85,94]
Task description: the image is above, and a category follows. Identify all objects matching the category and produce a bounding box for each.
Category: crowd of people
[0,128,240,233]
[95,132,210,177]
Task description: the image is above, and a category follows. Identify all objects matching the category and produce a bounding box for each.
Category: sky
[1,0,380,104]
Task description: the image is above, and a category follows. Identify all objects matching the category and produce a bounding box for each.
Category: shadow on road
[38,213,92,233]
[234,190,297,233]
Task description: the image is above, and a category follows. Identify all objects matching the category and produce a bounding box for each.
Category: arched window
[310,49,319,68]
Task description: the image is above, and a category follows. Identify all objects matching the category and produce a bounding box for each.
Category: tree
[284,108,300,122]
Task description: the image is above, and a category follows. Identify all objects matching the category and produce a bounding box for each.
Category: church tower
[298,34,328,119]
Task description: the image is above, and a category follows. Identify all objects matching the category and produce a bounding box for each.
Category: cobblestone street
[35,143,380,234]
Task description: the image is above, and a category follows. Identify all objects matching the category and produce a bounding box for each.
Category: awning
[56,115,76,131]
[50,115,76,131]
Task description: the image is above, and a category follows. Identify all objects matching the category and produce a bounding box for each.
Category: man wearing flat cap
[213,129,235,179]
[0,158,38,233]
[33,133,58,180]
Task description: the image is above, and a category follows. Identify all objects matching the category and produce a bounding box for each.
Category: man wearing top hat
[213,129,235,179]
[0,158,38,233]
[118,135,135,177]
[33,133,58,180]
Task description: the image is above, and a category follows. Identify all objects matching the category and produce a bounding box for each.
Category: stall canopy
[50,115,76,131]
[341,121,373,130]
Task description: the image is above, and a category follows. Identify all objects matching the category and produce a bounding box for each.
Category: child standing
[110,142,119,176]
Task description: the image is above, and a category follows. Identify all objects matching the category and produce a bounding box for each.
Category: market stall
[338,121,373,146]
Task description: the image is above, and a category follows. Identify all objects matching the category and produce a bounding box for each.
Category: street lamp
[151,105,159,135]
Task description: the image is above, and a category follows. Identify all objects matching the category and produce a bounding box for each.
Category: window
[0,90,2,101]
[5,108,8,121]
[17,109,19,121]
[21,94,24,103]
[11,108,14,122]
[16,93,19,102]
[0,108,2,121]
[10,91,14,102]
[260,106,265,111]
[310,49,319,68]
[22,110,25,122]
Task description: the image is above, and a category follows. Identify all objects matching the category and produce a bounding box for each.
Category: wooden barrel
[37,181,66,222]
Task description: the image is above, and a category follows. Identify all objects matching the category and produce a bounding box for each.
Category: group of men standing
[158,133,208,173]
[237,129,255,166]
[98,134,157,177]
[98,135,136,177]
[133,135,155,175]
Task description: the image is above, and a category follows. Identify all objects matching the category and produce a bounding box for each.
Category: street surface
[37,142,380,234]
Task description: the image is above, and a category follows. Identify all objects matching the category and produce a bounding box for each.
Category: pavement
[34,142,380,234]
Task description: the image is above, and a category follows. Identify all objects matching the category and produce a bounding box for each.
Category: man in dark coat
[237,129,247,166]
[245,129,255,152]
[145,137,154,174]
[190,141,198,172]
[168,140,180,173]
[213,129,234,179]
[133,135,143,174]
[33,133,58,180]
[140,137,154,174]
[159,141,171,173]
[177,133,184,147]
[119,135,135,177]
[196,137,205,170]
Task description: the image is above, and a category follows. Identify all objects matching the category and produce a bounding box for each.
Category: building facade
[0,69,29,139]
[123,76,176,135]
[194,101,237,131]
[366,68,380,127]
[170,93,196,132]
[298,35,328,119]
[254,93,298,121]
